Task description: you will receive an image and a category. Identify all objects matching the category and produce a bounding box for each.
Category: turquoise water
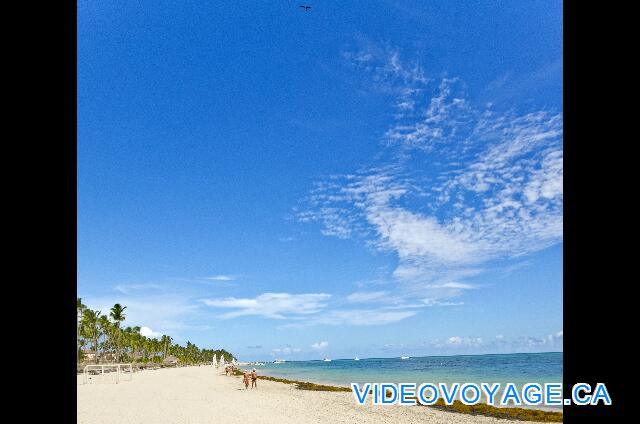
[256,352,562,405]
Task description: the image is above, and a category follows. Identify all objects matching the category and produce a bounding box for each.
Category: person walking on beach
[250,368,258,389]
[243,370,250,389]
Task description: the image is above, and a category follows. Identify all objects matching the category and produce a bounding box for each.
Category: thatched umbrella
[163,355,178,366]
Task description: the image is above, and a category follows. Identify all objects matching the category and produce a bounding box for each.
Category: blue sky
[78,0,563,361]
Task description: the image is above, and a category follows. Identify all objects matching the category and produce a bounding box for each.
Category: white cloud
[139,326,162,339]
[114,283,162,294]
[202,293,331,319]
[516,332,564,349]
[523,150,563,203]
[202,291,420,328]
[311,341,329,350]
[346,291,390,303]
[426,282,476,290]
[287,308,417,327]
[446,336,483,347]
[383,343,405,349]
[430,331,562,352]
[300,47,562,307]
[272,346,302,355]
[384,78,471,152]
[203,275,236,281]
[342,42,428,90]
[421,298,464,307]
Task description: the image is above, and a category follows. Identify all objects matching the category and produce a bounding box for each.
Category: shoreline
[255,368,563,413]
[78,365,563,423]
[237,369,563,421]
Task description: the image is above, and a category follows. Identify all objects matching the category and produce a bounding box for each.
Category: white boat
[354,357,360,361]
[400,356,410,360]
[323,358,331,362]
[273,359,286,364]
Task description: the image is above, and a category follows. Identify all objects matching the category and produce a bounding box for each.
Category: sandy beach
[77,366,552,424]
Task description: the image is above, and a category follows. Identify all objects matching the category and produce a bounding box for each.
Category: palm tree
[82,309,102,363]
[151,338,160,362]
[161,335,172,360]
[97,315,112,362]
[121,327,132,361]
[109,303,127,362]
[144,337,154,362]
[77,297,86,363]
[75,302,236,367]
[130,326,141,362]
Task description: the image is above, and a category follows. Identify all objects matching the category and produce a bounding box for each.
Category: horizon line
[243,351,563,363]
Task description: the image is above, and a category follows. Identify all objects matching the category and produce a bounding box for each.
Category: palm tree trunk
[100,333,105,363]
[116,326,120,362]
[94,329,99,364]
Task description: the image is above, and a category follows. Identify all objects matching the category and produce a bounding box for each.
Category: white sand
[77,366,552,423]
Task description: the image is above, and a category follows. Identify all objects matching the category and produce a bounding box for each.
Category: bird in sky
[299,5,311,11]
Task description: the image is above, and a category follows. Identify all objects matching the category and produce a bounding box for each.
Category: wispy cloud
[285,308,417,327]
[299,45,563,306]
[202,275,237,281]
[201,292,331,319]
[311,341,329,350]
[426,282,477,290]
[200,290,418,327]
[420,298,464,307]
[446,336,484,347]
[483,57,562,104]
[114,283,163,294]
[342,41,429,91]
[272,345,302,356]
[346,291,390,303]
[432,330,563,352]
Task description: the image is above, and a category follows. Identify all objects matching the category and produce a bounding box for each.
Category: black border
[26,0,77,420]
[563,1,626,421]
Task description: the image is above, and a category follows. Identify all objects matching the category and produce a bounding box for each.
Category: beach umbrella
[212,354,217,367]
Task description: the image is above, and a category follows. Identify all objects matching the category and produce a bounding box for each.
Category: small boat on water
[273,359,286,364]
[354,357,360,361]
[400,356,410,360]
[323,358,332,362]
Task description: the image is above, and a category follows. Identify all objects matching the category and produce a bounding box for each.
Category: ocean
[256,352,563,406]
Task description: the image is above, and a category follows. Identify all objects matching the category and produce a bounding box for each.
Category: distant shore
[78,365,562,423]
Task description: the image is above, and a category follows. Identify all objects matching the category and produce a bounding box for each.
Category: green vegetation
[294,381,352,392]
[77,297,235,365]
